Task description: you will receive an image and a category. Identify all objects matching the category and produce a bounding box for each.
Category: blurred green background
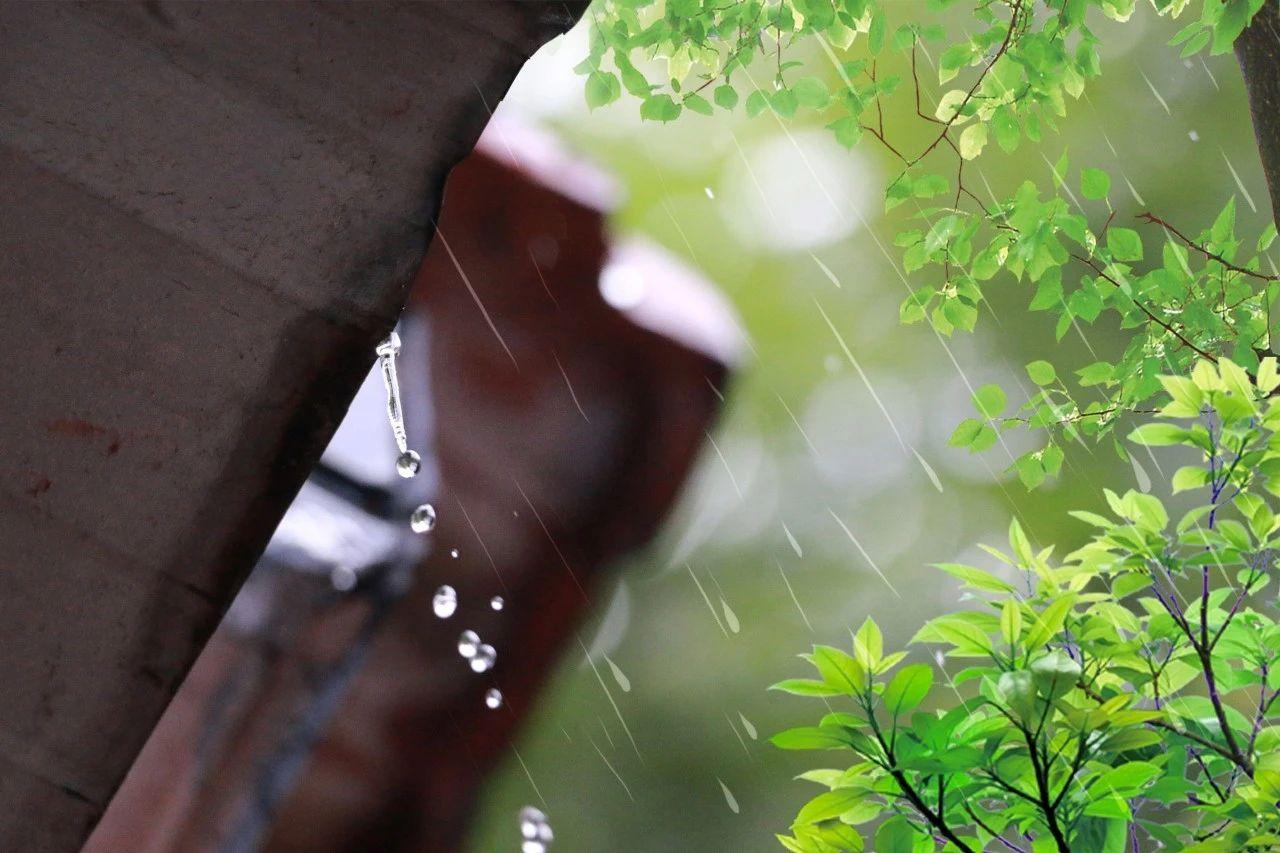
[469,5,1269,850]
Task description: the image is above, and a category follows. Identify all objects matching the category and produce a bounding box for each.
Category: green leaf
[639,94,682,123]
[771,726,852,751]
[1026,360,1057,385]
[1081,167,1111,200]
[811,645,867,694]
[1107,228,1143,262]
[770,678,843,697]
[959,122,988,160]
[1128,423,1189,446]
[795,789,866,824]
[585,71,621,109]
[793,77,830,109]
[934,562,1016,592]
[882,664,932,716]
[683,93,713,116]
[713,84,739,109]
[874,816,917,853]
[1024,594,1077,649]
[972,383,1006,418]
[827,115,863,149]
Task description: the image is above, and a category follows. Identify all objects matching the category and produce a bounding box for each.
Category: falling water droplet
[782,522,803,558]
[484,687,503,709]
[396,449,421,478]
[605,656,631,692]
[720,598,741,634]
[704,186,715,199]
[450,548,459,558]
[458,630,480,659]
[913,449,944,493]
[738,712,757,740]
[1132,454,1152,493]
[489,595,505,611]
[519,806,553,852]
[410,504,436,533]
[1188,129,1200,142]
[470,643,496,673]
[432,585,457,619]
[718,778,740,814]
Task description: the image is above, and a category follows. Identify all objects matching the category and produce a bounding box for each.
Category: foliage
[574,0,1280,848]
[772,359,1280,851]
[578,0,1276,490]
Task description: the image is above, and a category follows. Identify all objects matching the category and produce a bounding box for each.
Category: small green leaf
[882,664,933,716]
[713,84,739,109]
[1107,228,1143,262]
[1026,360,1057,385]
[796,789,867,824]
[585,71,621,109]
[972,383,1006,418]
[683,93,712,116]
[959,122,988,160]
[1081,167,1111,200]
[639,94,682,123]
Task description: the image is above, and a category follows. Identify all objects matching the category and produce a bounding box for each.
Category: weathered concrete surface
[0,3,579,849]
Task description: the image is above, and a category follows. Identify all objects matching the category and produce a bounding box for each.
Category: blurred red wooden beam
[88,121,740,852]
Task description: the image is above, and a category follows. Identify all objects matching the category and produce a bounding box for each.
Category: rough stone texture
[0,3,579,849]
[1237,0,1280,224]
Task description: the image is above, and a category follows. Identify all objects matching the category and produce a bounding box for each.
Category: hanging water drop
[489,595,505,611]
[484,687,503,709]
[396,449,421,478]
[458,629,480,659]
[432,585,457,619]
[330,565,357,592]
[410,503,436,533]
[376,331,419,476]
[470,643,496,673]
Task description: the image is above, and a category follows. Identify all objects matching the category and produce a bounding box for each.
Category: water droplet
[912,449,944,493]
[718,778,740,814]
[1188,129,1200,142]
[458,630,480,659]
[704,186,715,199]
[432,585,457,619]
[489,595,505,611]
[450,548,459,558]
[599,263,646,310]
[1132,454,1152,493]
[410,504,436,533]
[605,656,631,692]
[396,449,421,478]
[470,643,496,673]
[782,522,803,558]
[330,565,357,592]
[720,598,740,634]
[484,687,503,709]
[738,712,757,740]
[519,807,553,850]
